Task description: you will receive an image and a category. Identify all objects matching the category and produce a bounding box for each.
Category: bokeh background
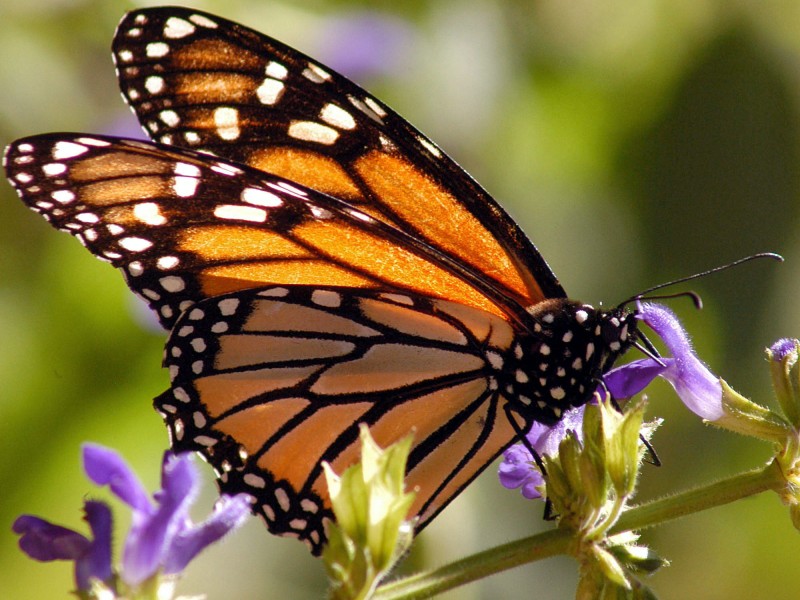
[2,1,800,598]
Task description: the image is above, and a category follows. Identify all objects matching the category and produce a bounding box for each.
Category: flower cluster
[13,444,250,599]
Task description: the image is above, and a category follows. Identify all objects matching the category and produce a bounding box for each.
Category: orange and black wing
[157,285,525,553]
[112,6,566,318]
[5,134,521,329]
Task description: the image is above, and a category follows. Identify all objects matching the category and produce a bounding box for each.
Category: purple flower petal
[499,405,586,499]
[639,303,723,421]
[75,501,113,590]
[163,494,252,575]
[121,453,198,586]
[13,500,113,591]
[604,358,669,399]
[82,444,152,513]
[499,445,544,499]
[770,338,798,362]
[13,516,90,562]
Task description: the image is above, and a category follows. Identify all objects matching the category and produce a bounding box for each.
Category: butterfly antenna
[620,252,783,307]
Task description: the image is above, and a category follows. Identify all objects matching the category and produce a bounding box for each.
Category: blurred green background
[2,0,800,598]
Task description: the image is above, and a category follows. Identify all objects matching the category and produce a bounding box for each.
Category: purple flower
[83,443,251,586]
[605,303,723,421]
[13,501,113,591]
[12,444,251,592]
[770,338,798,362]
[499,406,586,498]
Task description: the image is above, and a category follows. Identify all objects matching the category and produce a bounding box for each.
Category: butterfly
[3,7,639,554]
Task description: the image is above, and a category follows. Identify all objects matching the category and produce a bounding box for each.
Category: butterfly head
[507,300,639,425]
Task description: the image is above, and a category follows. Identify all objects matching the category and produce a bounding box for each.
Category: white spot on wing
[157,256,180,270]
[76,212,99,223]
[134,202,167,225]
[42,163,67,176]
[189,14,218,28]
[160,110,180,127]
[214,107,240,140]
[164,17,195,38]
[320,103,356,130]
[244,473,266,488]
[486,350,503,370]
[258,287,289,297]
[211,163,241,176]
[364,97,387,118]
[218,297,240,315]
[242,187,283,207]
[160,276,185,292]
[417,136,442,158]
[302,63,331,83]
[265,61,288,80]
[348,95,384,123]
[270,181,307,197]
[310,206,332,219]
[256,79,284,105]
[274,487,291,511]
[175,162,201,177]
[214,204,268,223]
[312,289,341,307]
[119,237,153,252]
[77,138,111,147]
[146,42,170,58]
[145,76,165,94]
[288,121,338,145]
[173,175,199,198]
[51,190,76,204]
[53,141,88,160]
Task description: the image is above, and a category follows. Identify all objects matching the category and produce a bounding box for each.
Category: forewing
[4,134,516,329]
[155,286,523,554]
[113,7,566,312]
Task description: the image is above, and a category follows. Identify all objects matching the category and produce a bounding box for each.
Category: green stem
[372,461,785,600]
[612,460,784,534]
[372,528,572,600]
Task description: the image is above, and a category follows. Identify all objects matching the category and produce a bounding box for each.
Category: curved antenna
[633,290,703,310]
[620,252,782,307]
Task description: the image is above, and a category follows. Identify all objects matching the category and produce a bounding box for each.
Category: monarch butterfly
[3,7,639,554]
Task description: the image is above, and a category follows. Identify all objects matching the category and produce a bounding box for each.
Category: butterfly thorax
[500,299,638,426]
